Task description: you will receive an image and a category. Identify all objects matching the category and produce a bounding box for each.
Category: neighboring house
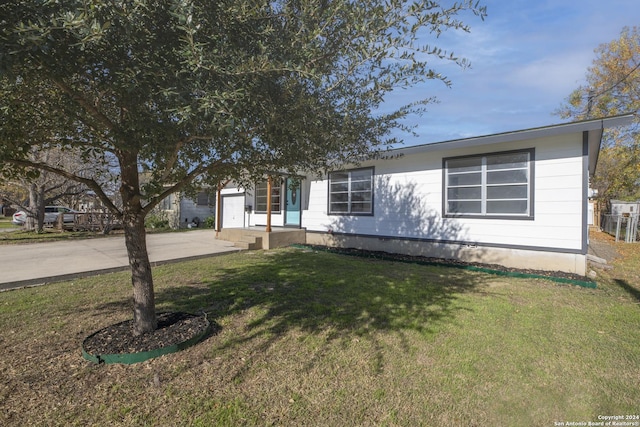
[216,115,633,276]
[610,200,640,216]
[158,190,216,228]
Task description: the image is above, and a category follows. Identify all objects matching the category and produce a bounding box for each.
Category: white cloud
[381,0,640,145]
[505,51,592,94]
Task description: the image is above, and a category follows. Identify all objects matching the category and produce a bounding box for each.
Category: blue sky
[388,0,640,146]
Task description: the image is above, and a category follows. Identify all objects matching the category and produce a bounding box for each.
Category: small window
[196,191,210,206]
[444,149,533,218]
[329,168,373,215]
[255,181,281,213]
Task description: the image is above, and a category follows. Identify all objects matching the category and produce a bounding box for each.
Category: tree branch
[143,159,228,216]
[160,135,213,182]
[47,76,116,132]
[5,158,121,216]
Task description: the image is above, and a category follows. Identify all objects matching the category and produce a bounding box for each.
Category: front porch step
[216,227,306,250]
[234,236,263,250]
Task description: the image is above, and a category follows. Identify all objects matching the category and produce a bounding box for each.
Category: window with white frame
[444,149,533,218]
[329,168,374,215]
[255,181,281,213]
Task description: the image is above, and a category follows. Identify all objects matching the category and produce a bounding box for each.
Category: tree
[557,26,640,203]
[1,146,107,232]
[0,0,486,335]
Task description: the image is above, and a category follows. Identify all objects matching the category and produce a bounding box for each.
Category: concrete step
[234,236,262,250]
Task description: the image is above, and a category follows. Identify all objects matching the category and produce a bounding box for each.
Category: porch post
[266,176,272,232]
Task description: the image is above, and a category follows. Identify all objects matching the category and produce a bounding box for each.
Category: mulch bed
[83,312,209,355]
[302,244,594,283]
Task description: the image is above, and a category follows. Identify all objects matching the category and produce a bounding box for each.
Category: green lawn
[1,243,639,426]
[0,216,16,229]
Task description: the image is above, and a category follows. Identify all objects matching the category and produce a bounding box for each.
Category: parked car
[11,210,26,225]
[12,206,78,225]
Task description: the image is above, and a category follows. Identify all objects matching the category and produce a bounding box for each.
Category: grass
[0,228,112,243]
[0,216,112,243]
[0,217,16,229]
[0,225,196,245]
[1,240,639,426]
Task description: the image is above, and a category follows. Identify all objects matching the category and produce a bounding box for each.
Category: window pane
[487,200,528,214]
[330,172,349,182]
[448,187,481,200]
[351,180,372,191]
[330,182,348,192]
[448,172,481,186]
[486,153,529,170]
[351,169,372,181]
[351,191,372,202]
[447,157,482,172]
[487,169,527,184]
[330,192,349,203]
[351,202,372,213]
[486,185,528,199]
[272,187,281,211]
[448,201,482,214]
[330,202,349,213]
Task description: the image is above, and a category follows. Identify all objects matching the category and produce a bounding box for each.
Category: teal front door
[285,178,301,227]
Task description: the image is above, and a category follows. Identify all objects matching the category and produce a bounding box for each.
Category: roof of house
[393,114,635,175]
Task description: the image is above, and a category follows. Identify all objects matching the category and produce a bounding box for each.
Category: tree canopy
[557,26,640,202]
[0,0,486,334]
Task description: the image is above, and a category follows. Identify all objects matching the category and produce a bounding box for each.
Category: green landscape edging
[82,315,210,365]
[292,244,597,289]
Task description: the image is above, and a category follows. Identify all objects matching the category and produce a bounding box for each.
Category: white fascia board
[395,114,635,157]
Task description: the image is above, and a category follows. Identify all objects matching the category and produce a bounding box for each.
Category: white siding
[302,132,585,252]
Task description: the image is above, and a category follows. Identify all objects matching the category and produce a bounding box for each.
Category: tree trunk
[123,213,157,336]
[36,185,45,233]
[117,148,157,336]
[26,183,45,232]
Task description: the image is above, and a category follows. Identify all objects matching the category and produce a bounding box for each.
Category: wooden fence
[54,212,122,233]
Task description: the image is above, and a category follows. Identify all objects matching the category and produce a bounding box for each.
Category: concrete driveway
[0,230,241,291]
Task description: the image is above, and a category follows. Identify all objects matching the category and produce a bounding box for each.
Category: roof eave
[395,114,636,157]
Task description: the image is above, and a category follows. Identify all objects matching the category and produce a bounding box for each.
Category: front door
[284,178,301,227]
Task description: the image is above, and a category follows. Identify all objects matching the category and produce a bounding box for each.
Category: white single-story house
[216,115,634,276]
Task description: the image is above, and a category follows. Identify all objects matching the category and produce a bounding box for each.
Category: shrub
[203,216,215,229]
[145,214,169,229]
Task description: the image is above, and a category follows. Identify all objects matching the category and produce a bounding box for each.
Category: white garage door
[222,194,245,228]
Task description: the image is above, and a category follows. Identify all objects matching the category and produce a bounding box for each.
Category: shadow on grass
[614,279,640,303]
[154,249,485,346]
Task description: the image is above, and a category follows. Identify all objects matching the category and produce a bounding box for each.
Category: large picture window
[444,149,533,218]
[255,181,281,213]
[329,168,373,215]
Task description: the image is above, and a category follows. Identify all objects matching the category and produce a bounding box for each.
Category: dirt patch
[588,230,621,263]
[83,312,209,355]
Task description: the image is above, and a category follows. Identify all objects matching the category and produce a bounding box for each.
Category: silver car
[12,206,77,225]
